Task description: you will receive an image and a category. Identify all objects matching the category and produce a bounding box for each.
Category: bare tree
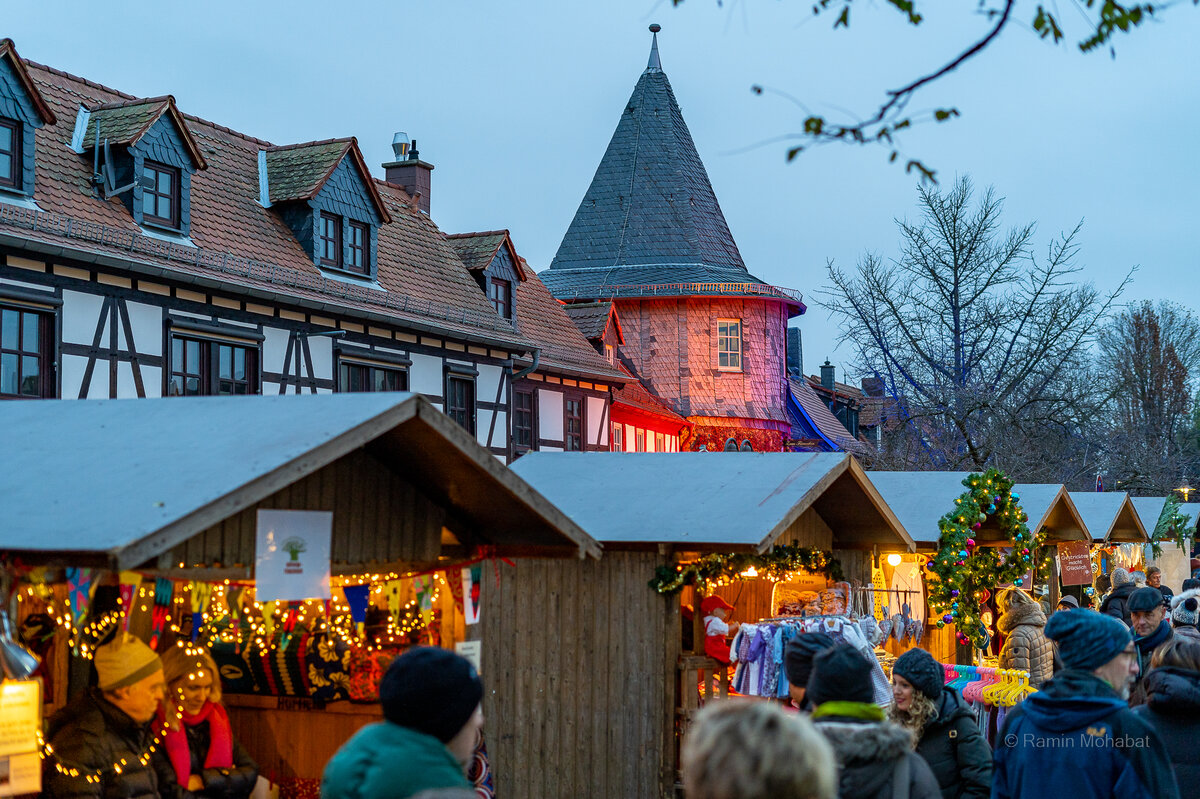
[823,176,1130,481]
[1097,301,1200,493]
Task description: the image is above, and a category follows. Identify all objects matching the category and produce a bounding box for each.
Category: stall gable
[167,448,446,575]
[1069,492,1148,544]
[1132,497,1168,537]
[1014,484,1089,543]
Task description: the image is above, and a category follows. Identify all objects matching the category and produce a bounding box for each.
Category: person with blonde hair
[158,641,258,799]
[682,699,836,799]
[1133,636,1200,795]
[996,587,1054,687]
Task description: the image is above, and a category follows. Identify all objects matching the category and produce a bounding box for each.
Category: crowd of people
[683,569,1200,799]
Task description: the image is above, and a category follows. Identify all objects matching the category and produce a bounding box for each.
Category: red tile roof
[612,361,688,428]
[83,95,208,170]
[5,55,526,349]
[512,271,627,382]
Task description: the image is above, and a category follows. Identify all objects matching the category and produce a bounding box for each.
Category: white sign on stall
[255,510,333,601]
[455,640,482,674]
[0,679,42,796]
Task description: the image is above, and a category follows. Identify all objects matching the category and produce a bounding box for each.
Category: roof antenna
[647,24,662,72]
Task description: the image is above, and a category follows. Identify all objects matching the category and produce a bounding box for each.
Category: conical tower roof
[544,27,791,305]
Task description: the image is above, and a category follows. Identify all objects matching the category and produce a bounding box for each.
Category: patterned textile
[469,729,495,799]
[210,638,261,695]
[346,646,404,703]
[305,633,352,702]
[277,777,319,799]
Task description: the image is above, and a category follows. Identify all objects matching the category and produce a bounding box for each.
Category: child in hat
[701,596,740,665]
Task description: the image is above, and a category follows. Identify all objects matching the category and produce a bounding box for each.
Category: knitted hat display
[1110,568,1132,588]
[379,647,483,743]
[1128,587,1165,613]
[94,632,163,692]
[806,644,874,707]
[892,647,944,701]
[783,632,835,687]
[1171,589,1200,627]
[1045,610,1132,671]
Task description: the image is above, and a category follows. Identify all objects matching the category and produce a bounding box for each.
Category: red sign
[1058,541,1093,586]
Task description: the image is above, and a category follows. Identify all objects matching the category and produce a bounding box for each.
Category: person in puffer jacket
[889,648,991,799]
[1101,567,1137,626]
[1132,636,1200,798]
[808,644,941,799]
[996,588,1055,687]
[993,610,1180,799]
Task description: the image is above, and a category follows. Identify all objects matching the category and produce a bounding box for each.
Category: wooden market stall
[500,451,915,799]
[0,393,599,794]
[1070,492,1149,546]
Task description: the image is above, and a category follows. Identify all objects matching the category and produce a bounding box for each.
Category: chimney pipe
[383,132,433,215]
[820,359,835,391]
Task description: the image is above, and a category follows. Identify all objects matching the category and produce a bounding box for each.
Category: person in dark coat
[889,648,990,799]
[1100,567,1136,626]
[158,642,257,799]
[1147,566,1175,602]
[44,632,180,799]
[807,644,941,799]
[992,610,1180,799]
[1132,636,1200,799]
[783,631,835,712]
[1129,586,1173,706]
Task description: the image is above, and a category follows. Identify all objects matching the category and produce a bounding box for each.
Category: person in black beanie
[807,644,940,799]
[322,647,484,799]
[783,632,835,712]
[889,648,991,799]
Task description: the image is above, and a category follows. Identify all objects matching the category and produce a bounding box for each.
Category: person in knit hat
[806,645,940,799]
[993,610,1179,799]
[44,632,174,799]
[322,647,484,799]
[1100,567,1136,626]
[1171,589,1200,641]
[889,648,991,798]
[783,632,835,712]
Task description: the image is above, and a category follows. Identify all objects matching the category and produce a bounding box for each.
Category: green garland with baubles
[1151,494,1193,560]
[649,544,843,595]
[926,468,1049,649]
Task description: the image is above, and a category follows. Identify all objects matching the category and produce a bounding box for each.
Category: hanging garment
[888,561,926,624]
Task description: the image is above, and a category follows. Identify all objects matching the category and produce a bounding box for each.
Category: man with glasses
[992,610,1179,799]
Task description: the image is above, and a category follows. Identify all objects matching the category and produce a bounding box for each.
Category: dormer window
[142,161,180,228]
[348,221,370,274]
[489,278,512,319]
[0,118,19,190]
[320,212,342,267]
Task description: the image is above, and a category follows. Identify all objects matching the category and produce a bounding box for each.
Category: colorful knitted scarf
[162,701,234,784]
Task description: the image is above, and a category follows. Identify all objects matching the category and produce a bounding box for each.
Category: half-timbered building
[0,38,622,460]
[540,29,807,452]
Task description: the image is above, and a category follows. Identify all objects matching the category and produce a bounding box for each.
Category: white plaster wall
[61,353,86,399]
[478,364,504,406]
[307,336,333,381]
[587,396,606,446]
[61,290,103,345]
[141,366,162,397]
[263,327,291,378]
[124,301,162,356]
[539,388,564,441]
[409,353,443,397]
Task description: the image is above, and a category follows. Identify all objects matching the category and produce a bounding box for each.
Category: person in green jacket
[321,647,484,799]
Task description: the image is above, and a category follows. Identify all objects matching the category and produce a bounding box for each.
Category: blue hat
[1045,609,1132,671]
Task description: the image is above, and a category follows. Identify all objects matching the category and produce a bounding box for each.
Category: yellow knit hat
[94,633,162,692]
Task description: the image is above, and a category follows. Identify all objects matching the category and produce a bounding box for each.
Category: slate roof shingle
[788,377,865,453]
[612,361,688,428]
[445,230,509,273]
[564,301,621,343]
[1,51,529,349]
[83,96,208,170]
[0,39,55,124]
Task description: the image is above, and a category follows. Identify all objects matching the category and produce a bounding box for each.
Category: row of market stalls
[3,400,1197,799]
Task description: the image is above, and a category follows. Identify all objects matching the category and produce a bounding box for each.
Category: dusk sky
[8,1,1198,381]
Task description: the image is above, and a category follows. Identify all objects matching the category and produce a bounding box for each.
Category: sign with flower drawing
[256,509,332,601]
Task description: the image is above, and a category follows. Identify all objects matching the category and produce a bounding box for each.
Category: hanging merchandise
[118,572,141,630]
[148,578,174,650]
[445,568,465,616]
[342,585,370,637]
[190,582,214,642]
[383,581,405,626]
[463,564,482,625]
[887,558,926,625]
[65,568,99,630]
[226,586,245,623]
[871,563,887,618]
[413,576,435,626]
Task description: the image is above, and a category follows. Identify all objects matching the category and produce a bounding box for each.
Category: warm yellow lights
[887,554,903,567]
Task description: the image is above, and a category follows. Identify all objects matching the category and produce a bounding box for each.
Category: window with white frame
[717,319,741,370]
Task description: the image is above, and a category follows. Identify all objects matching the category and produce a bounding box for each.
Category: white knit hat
[1172,589,1200,628]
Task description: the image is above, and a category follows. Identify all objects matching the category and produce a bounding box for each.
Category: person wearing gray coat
[997,588,1055,687]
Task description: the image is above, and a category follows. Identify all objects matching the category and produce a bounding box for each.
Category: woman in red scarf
[159,642,258,799]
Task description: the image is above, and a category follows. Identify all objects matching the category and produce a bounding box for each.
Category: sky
[6,1,1199,383]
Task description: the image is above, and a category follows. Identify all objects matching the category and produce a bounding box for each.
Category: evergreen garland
[649,544,843,595]
[926,468,1047,649]
[1151,494,1193,559]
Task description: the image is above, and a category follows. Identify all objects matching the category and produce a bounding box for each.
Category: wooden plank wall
[225,697,382,781]
[171,448,444,569]
[479,551,679,799]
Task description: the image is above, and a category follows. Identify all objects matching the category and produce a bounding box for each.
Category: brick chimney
[383,132,433,215]
[820,359,835,391]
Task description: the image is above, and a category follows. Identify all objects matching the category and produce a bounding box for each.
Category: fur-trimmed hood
[815,718,914,796]
[998,601,1047,634]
